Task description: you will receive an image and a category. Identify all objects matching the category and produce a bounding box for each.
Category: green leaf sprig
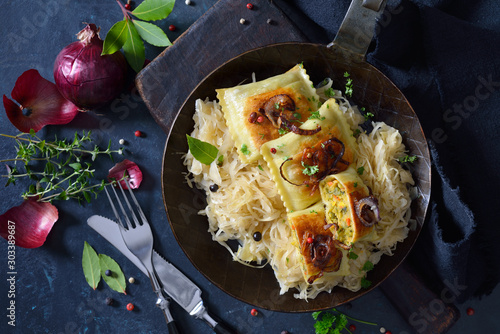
[82,242,127,294]
[312,308,377,334]
[344,72,353,98]
[103,0,175,72]
[0,130,123,203]
[302,161,319,176]
[186,134,219,165]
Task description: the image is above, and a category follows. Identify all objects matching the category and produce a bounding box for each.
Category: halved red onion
[3,69,79,133]
[108,159,143,189]
[0,199,58,248]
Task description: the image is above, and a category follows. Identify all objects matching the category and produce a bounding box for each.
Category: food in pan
[320,167,379,247]
[184,65,415,299]
[216,64,320,163]
[260,98,357,212]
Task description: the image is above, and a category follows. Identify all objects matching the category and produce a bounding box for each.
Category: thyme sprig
[0,130,123,203]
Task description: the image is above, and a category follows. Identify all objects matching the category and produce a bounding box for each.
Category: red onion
[3,69,79,133]
[108,159,143,189]
[0,198,58,248]
[53,23,128,110]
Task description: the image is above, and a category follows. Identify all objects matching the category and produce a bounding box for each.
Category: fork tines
[104,179,146,230]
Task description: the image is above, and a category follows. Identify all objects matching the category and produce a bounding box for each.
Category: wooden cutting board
[135,0,307,135]
[135,0,459,332]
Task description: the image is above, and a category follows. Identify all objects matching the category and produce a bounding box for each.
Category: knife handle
[213,321,237,334]
[167,320,180,334]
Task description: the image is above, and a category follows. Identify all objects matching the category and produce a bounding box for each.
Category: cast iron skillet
[161,0,430,312]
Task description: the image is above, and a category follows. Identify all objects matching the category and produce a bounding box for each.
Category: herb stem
[333,308,377,326]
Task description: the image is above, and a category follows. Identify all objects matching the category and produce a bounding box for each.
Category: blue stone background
[0,0,498,333]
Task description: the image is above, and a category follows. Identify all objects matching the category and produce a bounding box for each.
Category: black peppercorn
[105,269,112,276]
[209,184,219,192]
[253,231,262,241]
[105,297,114,306]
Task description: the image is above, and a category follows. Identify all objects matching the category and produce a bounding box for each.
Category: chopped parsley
[257,164,264,171]
[302,162,319,176]
[353,182,358,188]
[241,144,250,155]
[344,72,353,97]
[278,128,288,135]
[352,129,361,136]
[364,112,375,121]
[399,155,418,163]
[325,87,335,98]
[348,251,358,260]
[310,209,318,214]
[361,277,372,289]
[312,308,377,334]
[308,110,325,120]
[357,166,365,175]
[362,260,374,272]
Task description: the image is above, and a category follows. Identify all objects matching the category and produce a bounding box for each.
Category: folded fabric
[275,0,500,302]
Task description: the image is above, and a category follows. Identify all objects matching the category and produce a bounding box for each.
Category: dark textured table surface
[0,1,498,333]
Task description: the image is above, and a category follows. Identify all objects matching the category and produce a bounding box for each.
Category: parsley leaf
[362,260,374,272]
[302,162,319,176]
[241,144,251,155]
[399,155,418,163]
[325,87,336,98]
[361,277,372,288]
[344,72,353,97]
[308,110,325,120]
[357,166,365,175]
[348,251,358,260]
[364,112,375,121]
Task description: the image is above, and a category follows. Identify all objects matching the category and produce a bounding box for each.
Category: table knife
[87,215,236,334]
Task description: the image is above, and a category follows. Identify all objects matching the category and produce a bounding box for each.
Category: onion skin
[53,23,128,110]
[108,159,143,189]
[3,69,79,133]
[0,198,58,249]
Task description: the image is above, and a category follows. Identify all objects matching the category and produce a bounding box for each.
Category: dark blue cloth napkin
[276,0,500,302]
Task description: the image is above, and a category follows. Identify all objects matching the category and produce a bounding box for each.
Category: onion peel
[108,159,143,189]
[0,198,58,249]
[3,69,79,133]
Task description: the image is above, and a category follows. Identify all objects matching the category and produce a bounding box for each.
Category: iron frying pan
[157,0,431,312]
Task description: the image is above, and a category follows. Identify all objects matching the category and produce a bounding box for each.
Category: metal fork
[105,180,180,334]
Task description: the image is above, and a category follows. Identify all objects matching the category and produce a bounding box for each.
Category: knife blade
[87,215,236,334]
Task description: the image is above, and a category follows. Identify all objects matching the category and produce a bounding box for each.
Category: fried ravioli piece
[288,203,349,284]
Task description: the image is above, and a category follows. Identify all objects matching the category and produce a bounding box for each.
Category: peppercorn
[248,112,258,123]
[128,277,135,284]
[256,116,264,123]
[253,231,262,242]
[209,184,219,192]
[169,25,176,32]
[270,147,277,154]
[246,3,254,9]
[105,297,114,306]
[307,237,313,244]
[125,3,131,10]
[134,130,142,137]
[105,269,112,276]
[250,308,258,316]
[349,324,356,331]
[126,303,135,311]
[466,307,475,316]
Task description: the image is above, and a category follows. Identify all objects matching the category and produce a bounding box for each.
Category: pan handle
[329,0,387,58]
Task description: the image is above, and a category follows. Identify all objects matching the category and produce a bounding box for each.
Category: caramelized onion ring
[355,196,380,227]
[280,116,322,135]
[258,94,295,128]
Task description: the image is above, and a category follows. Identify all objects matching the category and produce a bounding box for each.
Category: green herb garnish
[399,155,418,163]
[357,166,365,175]
[344,72,353,97]
[302,162,319,176]
[308,110,325,120]
[278,128,289,135]
[348,251,358,260]
[186,134,219,165]
[325,87,336,98]
[241,144,251,155]
[312,308,377,334]
[362,260,374,272]
[361,277,372,289]
[364,112,375,121]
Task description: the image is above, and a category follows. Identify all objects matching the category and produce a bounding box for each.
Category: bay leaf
[99,254,127,294]
[131,0,175,21]
[133,20,171,47]
[123,20,145,73]
[186,135,219,165]
[102,20,128,55]
[82,241,101,290]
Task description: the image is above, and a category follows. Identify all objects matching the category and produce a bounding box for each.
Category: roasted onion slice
[355,196,381,227]
[258,94,296,128]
